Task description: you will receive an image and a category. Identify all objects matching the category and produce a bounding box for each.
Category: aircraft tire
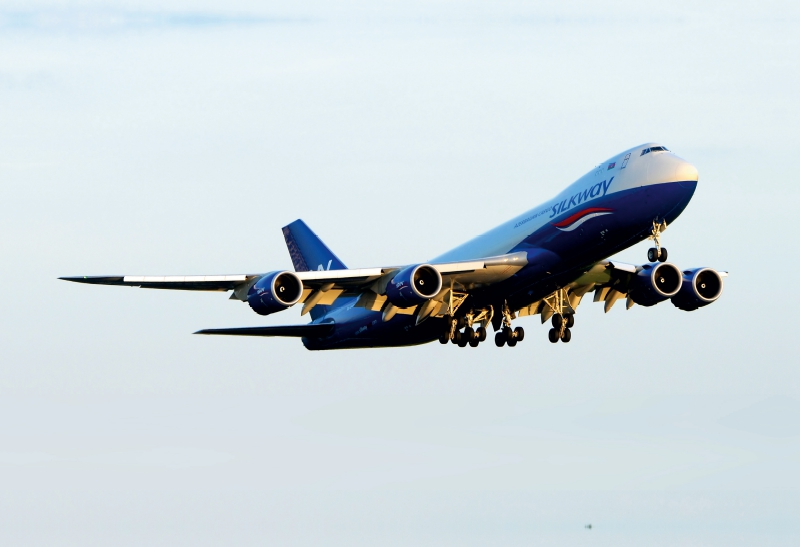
[561,328,572,343]
[452,331,461,345]
[552,314,563,329]
[514,326,524,342]
[647,247,658,262]
[507,338,517,347]
[495,332,506,347]
[548,328,559,343]
[464,326,474,341]
[565,314,575,328]
[658,248,668,262]
[476,326,487,342]
[469,338,480,348]
[439,334,449,344]
[458,334,469,347]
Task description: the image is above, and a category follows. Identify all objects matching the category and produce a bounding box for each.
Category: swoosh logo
[552,207,613,231]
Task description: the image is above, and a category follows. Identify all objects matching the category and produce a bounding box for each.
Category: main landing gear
[494,302,524,348]
[439,313,488,348]
[494,326,524,347]
[647,219,669,263]
[547,313,574,344]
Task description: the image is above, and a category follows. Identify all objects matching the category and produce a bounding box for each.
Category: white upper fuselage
[431,143,699,263]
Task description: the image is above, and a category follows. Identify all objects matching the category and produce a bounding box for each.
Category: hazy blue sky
[1,0,799,544]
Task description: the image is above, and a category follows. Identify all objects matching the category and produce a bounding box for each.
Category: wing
[515,260,728,322]
[60,251,529,317]
[59,275,252,291]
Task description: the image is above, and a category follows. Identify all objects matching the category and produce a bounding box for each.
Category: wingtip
[59,276,93,283]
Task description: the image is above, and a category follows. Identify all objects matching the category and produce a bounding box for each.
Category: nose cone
[647,152,699,185]
[675,160,698,182]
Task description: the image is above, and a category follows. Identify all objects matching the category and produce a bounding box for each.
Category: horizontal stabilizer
[194,324,334,337]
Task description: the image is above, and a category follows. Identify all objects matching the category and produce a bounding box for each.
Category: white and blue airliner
[62,143,726,349]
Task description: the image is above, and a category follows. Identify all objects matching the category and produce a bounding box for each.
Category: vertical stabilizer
[281,220,348,321]
[282,219,347,272]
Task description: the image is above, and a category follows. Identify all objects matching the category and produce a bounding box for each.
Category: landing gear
[646,219,669,263]
[493,303,525,348]
[494,325,524,347]
[647,247,668,262]
[549,313,574,343]
[444,315,489,348]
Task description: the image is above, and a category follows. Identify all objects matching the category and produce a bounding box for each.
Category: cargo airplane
[62,143,726,349]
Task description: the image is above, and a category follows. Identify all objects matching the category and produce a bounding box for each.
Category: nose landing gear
[647,219,669,262]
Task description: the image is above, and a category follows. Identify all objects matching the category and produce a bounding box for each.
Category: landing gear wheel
[456,317,467,329]
[658,247,668,262]
[507,337,517,347]
[565,314,574,328]
[551,314,563,329]
[548,328,559,343]
[439,334,449,344]
[457,333,469,347]
[464,326,474,341]
[647,247,659,262]
[561,328,572,343]
[476,327,487,342]
[514,326,524,342]
[495,331,506,347]
[469,338,480,348]
[451,331,461,345]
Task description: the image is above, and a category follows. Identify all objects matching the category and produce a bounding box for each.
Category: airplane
[61,143,726,350]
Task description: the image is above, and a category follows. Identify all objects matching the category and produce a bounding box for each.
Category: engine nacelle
[628,262,682,307]
[247,271,304,316]
[671,268,724,311]
[386,264,442,308]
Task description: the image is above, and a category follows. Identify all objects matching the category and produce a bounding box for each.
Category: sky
[1,0,799,545]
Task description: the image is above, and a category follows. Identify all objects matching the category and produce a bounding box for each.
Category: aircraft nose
[647,153,699,185]
[675,160,698,182]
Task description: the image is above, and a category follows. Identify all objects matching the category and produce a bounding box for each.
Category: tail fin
[282,219,347,320]
[282,219,347,272]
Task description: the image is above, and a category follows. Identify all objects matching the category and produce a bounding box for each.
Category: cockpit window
[640,146,669,156]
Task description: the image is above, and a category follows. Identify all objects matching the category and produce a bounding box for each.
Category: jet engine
[628,262,682,307]
[247,271,304,316]
[386,264,442,308]
[671,268,724,311]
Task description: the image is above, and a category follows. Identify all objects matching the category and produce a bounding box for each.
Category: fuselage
[304,143,698,350]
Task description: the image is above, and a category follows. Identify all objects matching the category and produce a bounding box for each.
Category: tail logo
[552,207,614,232]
